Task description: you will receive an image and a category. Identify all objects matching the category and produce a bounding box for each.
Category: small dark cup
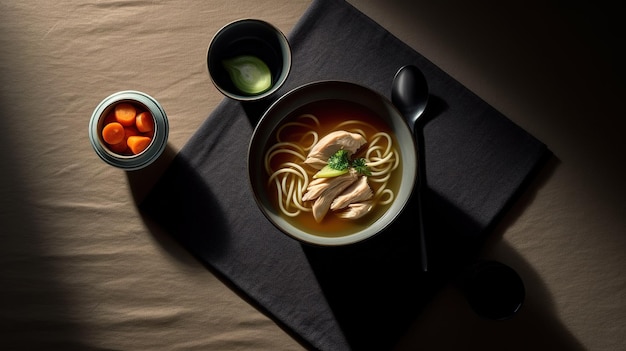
[207,19,292,101]
[460,260,525,320]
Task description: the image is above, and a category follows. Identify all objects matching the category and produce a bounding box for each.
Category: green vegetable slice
[311,149,372,179]
[222,55,272,95]
[314,164,349,179]
[313,149,350,179]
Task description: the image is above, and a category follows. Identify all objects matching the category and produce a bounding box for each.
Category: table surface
[1,1,624,350]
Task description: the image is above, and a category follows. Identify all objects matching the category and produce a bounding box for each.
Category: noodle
[264,113,399,221]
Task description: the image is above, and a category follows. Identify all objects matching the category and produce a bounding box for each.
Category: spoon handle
[416,172,428,272]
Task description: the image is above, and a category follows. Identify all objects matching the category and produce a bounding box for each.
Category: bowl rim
[248,80,418,246]
[206,18,292,102]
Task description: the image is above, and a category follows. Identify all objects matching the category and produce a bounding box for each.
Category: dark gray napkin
[140,0,550,350]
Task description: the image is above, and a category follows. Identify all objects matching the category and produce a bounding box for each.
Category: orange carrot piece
[127,135,152,154]
[135,111,154,133]
[114,102,137,127]
[107,126,140,155]
[102,122,125,145]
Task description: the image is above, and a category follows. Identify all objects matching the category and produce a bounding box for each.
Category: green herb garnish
[313,149,372,178]
[328,149,350,171]
[314,149,350,178]
[352,157,372,176]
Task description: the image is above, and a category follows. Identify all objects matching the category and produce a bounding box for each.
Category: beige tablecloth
[1,1,624,350]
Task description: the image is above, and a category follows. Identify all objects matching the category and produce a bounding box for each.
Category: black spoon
[391,64,525,319]
[391,64,430,272]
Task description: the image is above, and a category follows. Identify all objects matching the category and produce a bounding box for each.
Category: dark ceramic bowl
[207,19,291,101]
[248,81,418,246]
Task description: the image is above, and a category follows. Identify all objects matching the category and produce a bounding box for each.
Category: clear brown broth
[264,99,402,238]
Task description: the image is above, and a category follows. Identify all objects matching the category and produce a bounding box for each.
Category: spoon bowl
[392,65,429,132]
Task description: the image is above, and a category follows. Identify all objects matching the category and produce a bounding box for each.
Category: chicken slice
[337,202,373,219]
[330,176,373,210]
[301,177,333,202]
[304,130,366,169]
[301,169,358,222]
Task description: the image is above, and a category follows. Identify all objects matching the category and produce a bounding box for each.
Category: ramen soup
[263,99,402,238]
